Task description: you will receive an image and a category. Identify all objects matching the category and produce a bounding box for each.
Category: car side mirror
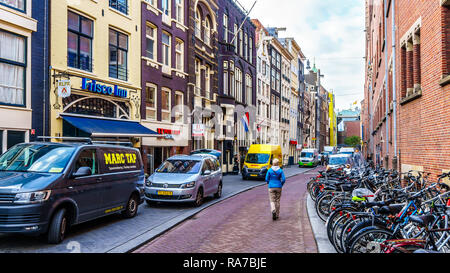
[203,170,211,176]
[72,166,92,178]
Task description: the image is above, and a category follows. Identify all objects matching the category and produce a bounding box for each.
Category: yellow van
[242,144,282,180]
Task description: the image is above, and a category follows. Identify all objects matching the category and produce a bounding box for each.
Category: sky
[238,0,366,111]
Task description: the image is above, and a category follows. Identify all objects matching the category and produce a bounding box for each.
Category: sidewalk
[135,171,319,253]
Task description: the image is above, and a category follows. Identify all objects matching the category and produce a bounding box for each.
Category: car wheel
[122,194,139,218]
[214,182,223,199]
[194,188,204,207]
[47,208,68,244]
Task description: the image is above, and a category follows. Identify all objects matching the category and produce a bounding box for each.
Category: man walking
[265,159,286,220]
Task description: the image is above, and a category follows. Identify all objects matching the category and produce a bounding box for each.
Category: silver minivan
[144,154,223,206]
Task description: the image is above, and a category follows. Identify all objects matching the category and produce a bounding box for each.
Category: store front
[141,122,189,175]
[49,72,158,146]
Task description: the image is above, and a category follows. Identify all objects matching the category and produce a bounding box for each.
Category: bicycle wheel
[348,228,394,253]
[316,193,334,222]
[331,215,351,253]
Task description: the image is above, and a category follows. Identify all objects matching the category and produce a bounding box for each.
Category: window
[223,61,228,95]
[144,0,155,7]
[223,14,228,43]
[0,30,26,106]
[68,11,93,72]
[146,83,157,120]
[235,67,242,102]
[109,0,128,15]
[145,24,157,60]
[246,74,252,105]
[195,59,201,95]
[205,64,211,98]
[0,0,25,12]
[204,17,211,46]
[109,29,128,81]
[161,0,170,16]
[175,39,184,71]
[6,130,25,150]
[195,9,201,38]
[234,24,238,53]
[162,32,171,67]
[161,89,171,121]
[400,26,421,100]
[74,149,98,175]
[249,37,253,64]
[175,0,183,24]
[239,29,243,56]
[443,5,450,80]
[174,92,183,123]
[244,33,248,60]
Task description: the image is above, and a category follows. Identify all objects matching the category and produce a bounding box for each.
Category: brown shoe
[272,211,277,221]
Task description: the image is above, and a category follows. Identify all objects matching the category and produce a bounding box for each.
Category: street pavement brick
[135,172,318,253]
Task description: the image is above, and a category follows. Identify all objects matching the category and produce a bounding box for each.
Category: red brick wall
[395,0,450,180]
[345,121,361,139]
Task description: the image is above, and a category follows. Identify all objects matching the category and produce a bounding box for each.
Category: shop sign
[192,124,205,137]
[81,78,128,98]
[157,128,181,139]
[57,79,71,98]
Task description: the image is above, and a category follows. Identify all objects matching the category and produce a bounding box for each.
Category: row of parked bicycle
[308,163,450,253]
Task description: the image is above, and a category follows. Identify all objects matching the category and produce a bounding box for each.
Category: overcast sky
[239,0,366,111]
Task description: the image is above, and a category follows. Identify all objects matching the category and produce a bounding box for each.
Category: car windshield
[301,152,314,158]
[246,154,270,164]
[0,144,76,173]
[328,157,348,165]
[156,159,202,174]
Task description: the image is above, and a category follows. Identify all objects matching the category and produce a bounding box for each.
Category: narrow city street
[0,166,315,253]
[135,170,319,253]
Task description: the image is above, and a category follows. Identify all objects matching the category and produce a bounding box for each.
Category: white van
[298,148,319,167]
[324,146,337,155]
[339,147,355,156]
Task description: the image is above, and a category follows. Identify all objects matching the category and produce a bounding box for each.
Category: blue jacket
[265,167,286,189]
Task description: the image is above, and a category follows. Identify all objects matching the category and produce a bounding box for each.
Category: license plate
[250,174,258,177]
[157,191,173,196]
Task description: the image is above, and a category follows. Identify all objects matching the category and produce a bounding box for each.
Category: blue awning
[61,115,159,137]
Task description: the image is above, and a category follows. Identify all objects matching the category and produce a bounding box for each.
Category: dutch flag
[241,112,250,133]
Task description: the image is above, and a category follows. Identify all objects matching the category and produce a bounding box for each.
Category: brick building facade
[363,0,450,181]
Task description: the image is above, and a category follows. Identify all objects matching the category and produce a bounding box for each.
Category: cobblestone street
[135,171,318,253]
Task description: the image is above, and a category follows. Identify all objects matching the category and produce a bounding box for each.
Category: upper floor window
[0,0,25,12]
[0,30,26,106]
[239,29,243,56]
[244,33,248,60]
[223,14,228,43]
[109,0,128,15]
[204,17,211,46]
[161,88,171,122]
[162,32,171,67]
[175,0,183,24]
[109,29,128,81]
[144,0,156,7]
[249,37,253,64]
[233,24,238,53]
[68,11,93,72]
[195,9,201,38]
[145,24,157,61]
[161,0,170,16]
[145,83,157,120]
[175,39,184,71]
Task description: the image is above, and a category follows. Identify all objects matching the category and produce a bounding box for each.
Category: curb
[306,194,337,253]
[107,168,309,253]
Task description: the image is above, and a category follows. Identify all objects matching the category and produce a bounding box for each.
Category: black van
[0,140,145,244]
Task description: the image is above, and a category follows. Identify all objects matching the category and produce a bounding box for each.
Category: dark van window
[74,149,98,175]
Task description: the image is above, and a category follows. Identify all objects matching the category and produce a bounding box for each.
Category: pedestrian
[265,158,286,221]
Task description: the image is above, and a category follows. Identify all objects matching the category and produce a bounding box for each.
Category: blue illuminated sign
[81,78,128,98]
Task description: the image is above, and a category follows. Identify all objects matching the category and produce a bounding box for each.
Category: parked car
[145,154,223,207]
[0,140,145,244]
[242,144,282,180]
[298,148,320,167]
[327,154,353,170]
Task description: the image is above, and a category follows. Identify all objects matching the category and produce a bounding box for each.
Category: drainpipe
[392,0,398,170]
